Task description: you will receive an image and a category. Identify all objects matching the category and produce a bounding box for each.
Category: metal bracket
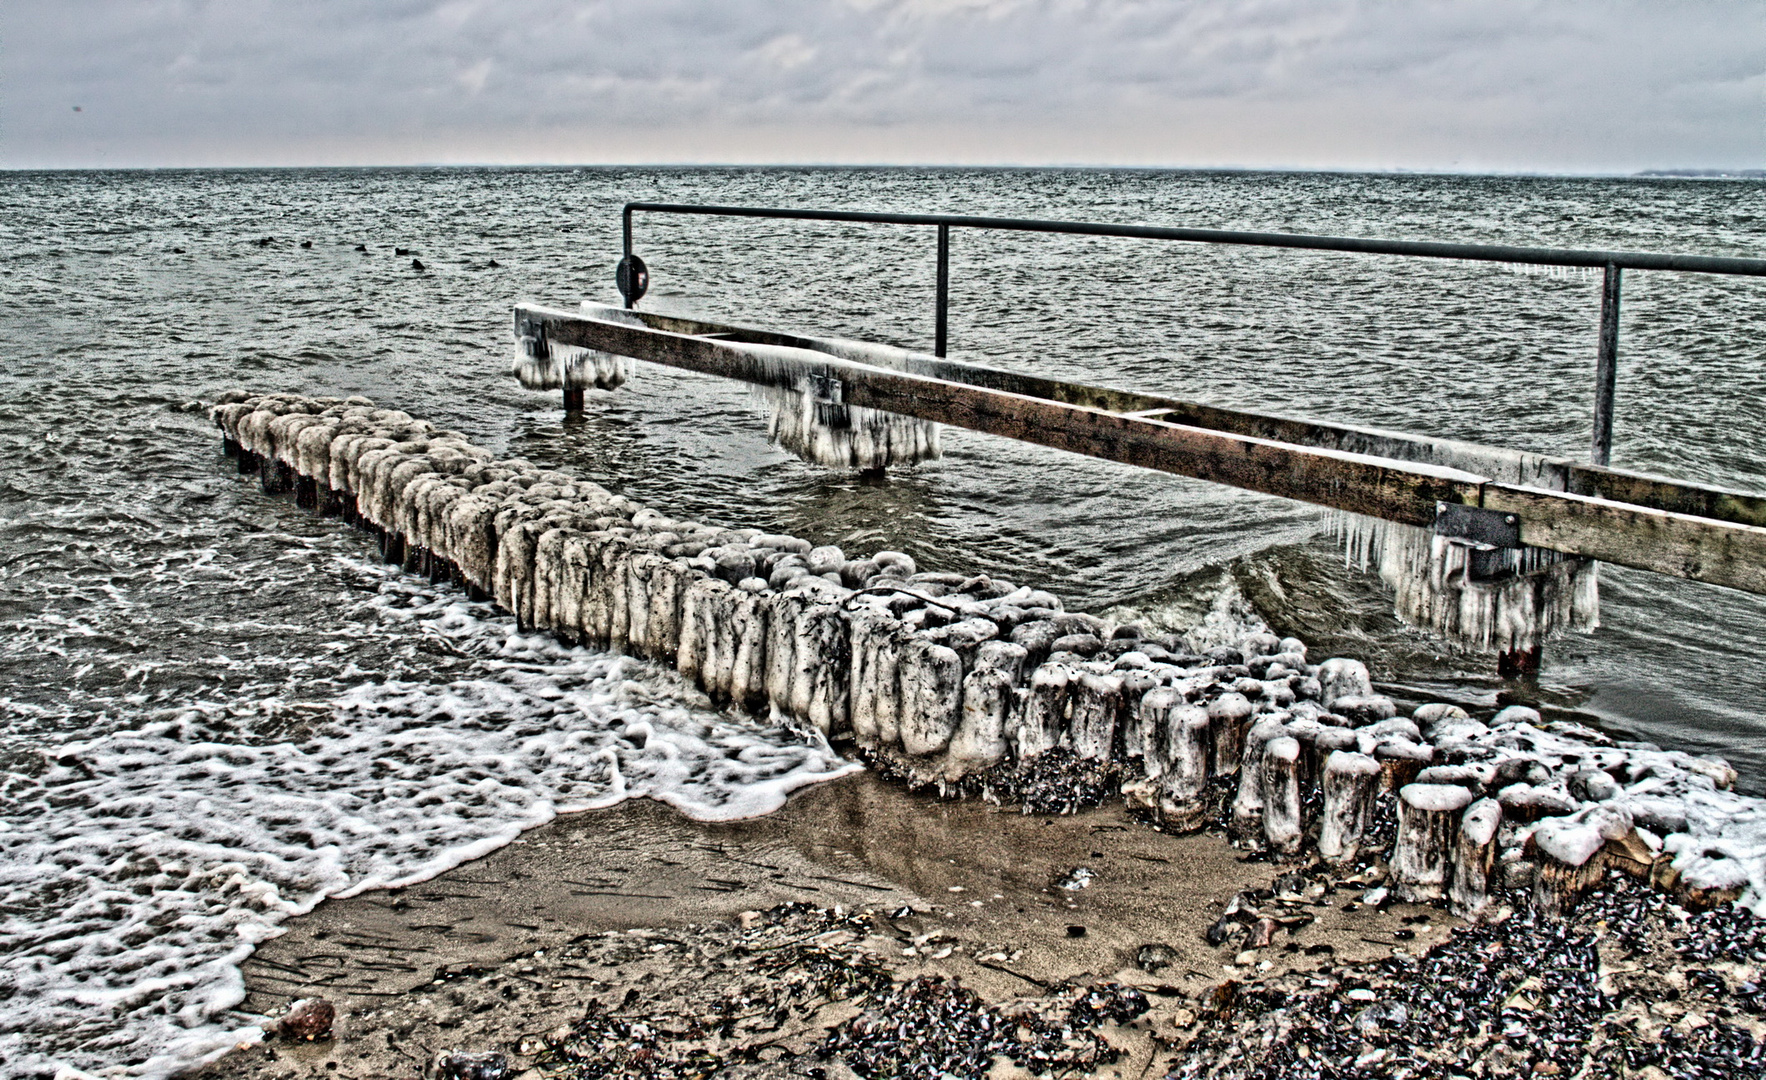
[1435,502,1525,583]
[1434,501,1521,549]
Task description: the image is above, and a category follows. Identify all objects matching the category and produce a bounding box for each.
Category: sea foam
[0,567,855,1080]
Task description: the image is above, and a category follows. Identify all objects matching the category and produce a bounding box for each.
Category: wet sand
[196,770,1459,1079]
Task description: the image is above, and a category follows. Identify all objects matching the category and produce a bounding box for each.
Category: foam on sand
[1,571,854,1080]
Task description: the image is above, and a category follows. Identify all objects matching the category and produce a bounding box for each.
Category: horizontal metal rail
[620,201,1766,470]
[515,302,1766,597]
[623,201,1766,276]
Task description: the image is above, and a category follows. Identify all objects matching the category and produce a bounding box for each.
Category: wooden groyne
[211,391,1758,920]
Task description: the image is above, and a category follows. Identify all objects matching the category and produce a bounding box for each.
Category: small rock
[433,1051,508,1080]
[1136,943,1179,973]
[274,997,334,1041]
[1056,867,1095,890]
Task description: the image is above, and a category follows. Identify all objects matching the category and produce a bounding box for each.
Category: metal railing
[619,201,1766,467]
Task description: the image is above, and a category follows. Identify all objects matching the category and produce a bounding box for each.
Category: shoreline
[193,767,1766,1079]
[196,769,1463,1078]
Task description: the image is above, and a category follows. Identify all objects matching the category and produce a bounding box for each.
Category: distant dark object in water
[411,258,426,271]
[396,247,411,256]
[1065,924,1086,938]
[170,247,184,254]
[299,240,312,249]
[255,236,273,247]
[487,259,500,268]
[354,244,367,252]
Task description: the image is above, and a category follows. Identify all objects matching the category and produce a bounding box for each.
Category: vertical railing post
[935,223,950,357]
[622,206,636,310]
[1591,262,1622,466]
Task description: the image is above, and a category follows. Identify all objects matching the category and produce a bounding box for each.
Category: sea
[2,167,1762,1077]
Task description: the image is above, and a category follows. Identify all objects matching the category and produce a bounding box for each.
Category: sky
[5,0,1762,172]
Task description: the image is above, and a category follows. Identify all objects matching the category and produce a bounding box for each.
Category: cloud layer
[7,0,1763,169]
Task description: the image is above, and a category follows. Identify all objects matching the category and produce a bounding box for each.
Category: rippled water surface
[2,167,1763,1076]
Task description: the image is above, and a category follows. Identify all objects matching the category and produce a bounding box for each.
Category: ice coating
[196,392,1766,1058]
[509,301,649,391]
[515,302,943,471]
[1328,511,1599,654]
[759,384,944,471]
[3,570,854,1079]
[213,391,1766,921]
[1401,782,1477,815]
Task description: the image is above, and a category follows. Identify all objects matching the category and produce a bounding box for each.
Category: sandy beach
[193,769,1474,1079]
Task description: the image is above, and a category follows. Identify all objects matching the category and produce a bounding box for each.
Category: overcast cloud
[5,0,1761,170]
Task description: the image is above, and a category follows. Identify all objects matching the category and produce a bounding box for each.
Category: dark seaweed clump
[822,977,1149,1078]
[905,746,1126,816]
[1163,878,1766,1079]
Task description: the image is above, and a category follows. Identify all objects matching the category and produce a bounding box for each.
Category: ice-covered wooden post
[1392,783,1475,902]
[947,641,1027,775]
[1261,735,1303,855]
[1318,751,1382,865]
[1071,670,1125,761]
[1019,661,1075,759]
[1160,700,1213,832]
[1231,718,1288,840]
[1449,797,1502,921]
[1531,805,1637,915]
[1207,692,1254,775]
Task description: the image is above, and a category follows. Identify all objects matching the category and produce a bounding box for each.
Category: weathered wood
[1260,735,1304,855]
[515,304,1766,596]
[1392,783,1476,903]
[1450,797,1503,921]
[948,640,1027,775]
[522,304,1481,527]
[1159,703,1212,832]
[538,304,1766,530]
[1318,751,1382,865]
[1231,719,1288,840]
[1206,692,1254,775]
[1070,670,1125,761]
[1483,482,1766,595]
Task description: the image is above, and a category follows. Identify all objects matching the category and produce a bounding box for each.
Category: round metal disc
[616,254,649,305]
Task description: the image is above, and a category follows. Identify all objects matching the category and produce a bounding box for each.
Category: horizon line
[4,162,1764,179]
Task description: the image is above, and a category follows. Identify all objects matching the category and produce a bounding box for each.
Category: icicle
[1326,508,1599,655]
[511,331,630,391]
[756,384,942,471]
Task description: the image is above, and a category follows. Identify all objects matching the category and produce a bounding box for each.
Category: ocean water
[1,167,1763,1077]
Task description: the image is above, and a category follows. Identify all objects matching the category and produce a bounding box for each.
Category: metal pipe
[623,201,1766,277]
[1592,264,1623,466]
[935,223,950,357]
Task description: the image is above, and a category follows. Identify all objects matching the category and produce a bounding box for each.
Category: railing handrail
[623,201,1766,276]
[617,200,1764,466]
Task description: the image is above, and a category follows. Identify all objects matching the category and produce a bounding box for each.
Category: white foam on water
[0,564,857,1080]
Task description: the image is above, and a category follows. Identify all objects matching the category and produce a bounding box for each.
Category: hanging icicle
[757,383,942,471]
[511,302,655,392]
[1326,509,1599,654]
[510,331,631,392]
